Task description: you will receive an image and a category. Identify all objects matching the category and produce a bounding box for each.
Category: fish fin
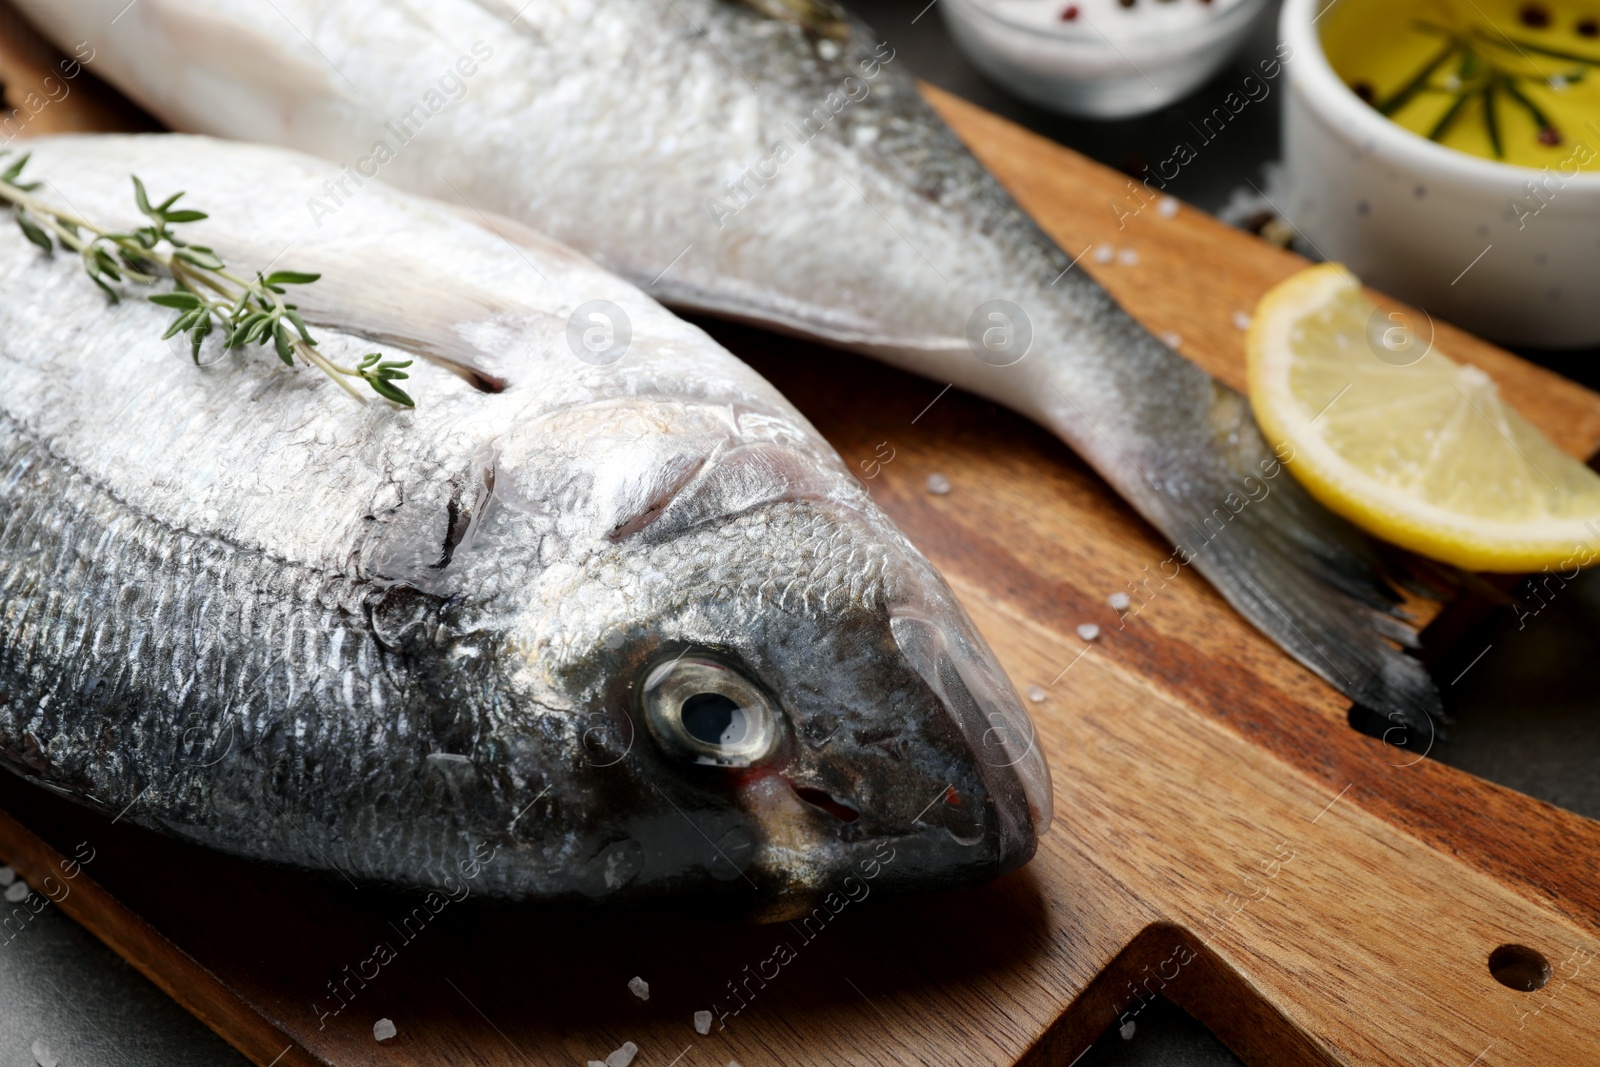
[1134,385,1444,733]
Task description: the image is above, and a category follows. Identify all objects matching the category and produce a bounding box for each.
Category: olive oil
[1321,0,1600,169]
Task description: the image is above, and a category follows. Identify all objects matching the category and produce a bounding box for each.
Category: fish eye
[641,654,779,767]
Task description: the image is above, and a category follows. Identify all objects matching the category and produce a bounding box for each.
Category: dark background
[4,2,1598,1065]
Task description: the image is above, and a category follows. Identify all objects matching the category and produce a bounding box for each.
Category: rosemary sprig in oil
[0,151,415,406]
[1366,21,1599,158]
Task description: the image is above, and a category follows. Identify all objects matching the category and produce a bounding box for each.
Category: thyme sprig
[1366,20,1599,158]
[0,151,414,407]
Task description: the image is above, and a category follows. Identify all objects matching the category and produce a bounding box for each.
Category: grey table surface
[4,3,1598,1065]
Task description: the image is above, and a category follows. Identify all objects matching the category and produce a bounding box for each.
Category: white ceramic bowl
[942,0,1269,119]
[1280,0,1600,349]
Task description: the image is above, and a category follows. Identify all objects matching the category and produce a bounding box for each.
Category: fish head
[518,403,1052,917]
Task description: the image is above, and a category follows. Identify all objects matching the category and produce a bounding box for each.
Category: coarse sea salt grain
[1233,310,1253,330]
[373,1018,397,1042]
[1093,243,1115,264]
[1157,196,1179,218]
[0,865,15,886]
[1116,248,1139,266]
[1108,592,1132,612]
[31,1039,56,1067]
[925,473,951,495]
[628,976,650,1001]
[1077,623,1100,641]
[607,1041,639,1067]
[1026,685,1046,703]
[1161,331,1182,349]
[6,881,30,903]
[694,1010,714,1035]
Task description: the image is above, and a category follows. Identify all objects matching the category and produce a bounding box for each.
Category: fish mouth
[789,785,861,823]
[887,610,1053,871]
[716,601,1050,919]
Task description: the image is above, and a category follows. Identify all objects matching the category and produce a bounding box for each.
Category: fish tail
[1149,385,1441,731]
[1042,363,1443,732]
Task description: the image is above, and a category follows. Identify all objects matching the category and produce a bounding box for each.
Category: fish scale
[0,133,1048,912]
[4,287,578,889]
[0,410,404,788]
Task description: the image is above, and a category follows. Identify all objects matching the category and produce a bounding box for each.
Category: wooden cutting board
[2,11,1599,1066]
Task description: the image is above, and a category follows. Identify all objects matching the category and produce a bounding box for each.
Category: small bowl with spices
[941,0,1270,119]
[1280,0,1600,347]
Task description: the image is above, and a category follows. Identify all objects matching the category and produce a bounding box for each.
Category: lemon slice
[1247,264,1600,573]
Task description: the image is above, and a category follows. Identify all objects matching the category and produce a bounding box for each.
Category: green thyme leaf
[159,309,194,341]
[285,307,316,345]
[366,377,414,407]
[174,246,224,270]
[1,153,32,185]
[241,314,273,347]
[131,175,154,217]
[93,247,123,281]
[273,320,295,366]
[15,211,52,253]
[148,291,203,310]
[263,270,321,286]
[189,313,213,365]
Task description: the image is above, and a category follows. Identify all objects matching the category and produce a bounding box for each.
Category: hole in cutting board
[1073,994,1241,1067]
[1029,923,1327,1067]
[1488,944,1551,992]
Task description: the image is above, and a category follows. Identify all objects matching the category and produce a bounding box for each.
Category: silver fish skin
[15,0,1443,727]
[0,133,1049,916]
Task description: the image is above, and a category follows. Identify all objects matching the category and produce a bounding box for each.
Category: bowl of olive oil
[1281,0,1600,347]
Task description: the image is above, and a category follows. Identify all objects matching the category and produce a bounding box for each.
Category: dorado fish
[13,0,1443,726]
[0,133,1048,915]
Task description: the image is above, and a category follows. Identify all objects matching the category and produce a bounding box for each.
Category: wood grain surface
[1,12,1599,1067]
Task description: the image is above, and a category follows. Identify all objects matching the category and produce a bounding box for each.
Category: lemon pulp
[1247,264,1600,572]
